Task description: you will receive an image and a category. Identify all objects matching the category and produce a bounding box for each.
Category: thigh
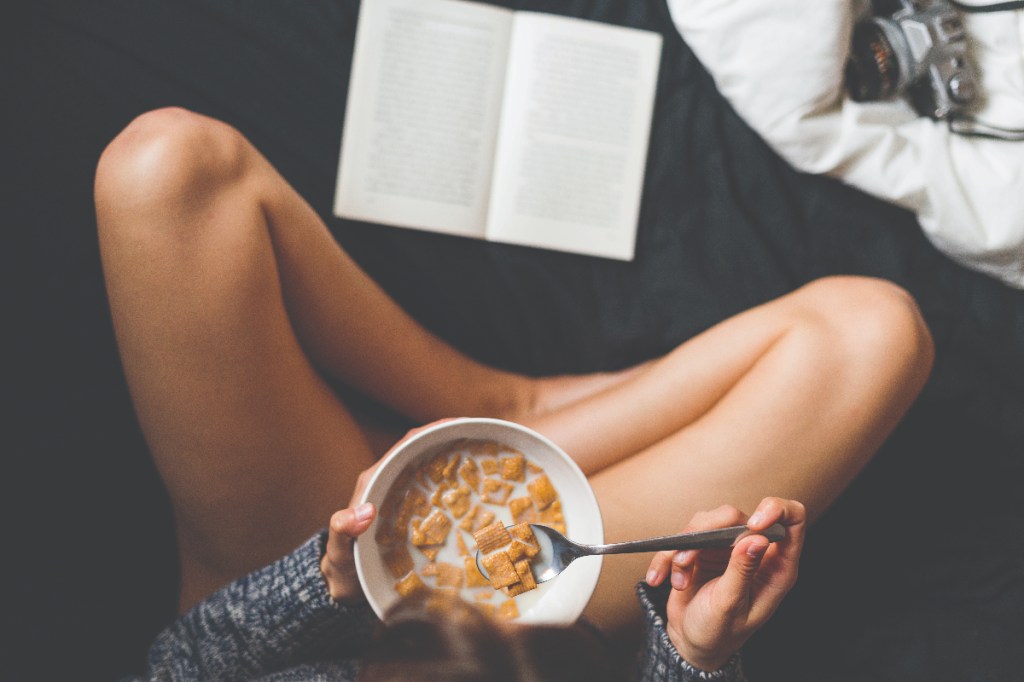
[522,277,933,631]
[96,109,379,608]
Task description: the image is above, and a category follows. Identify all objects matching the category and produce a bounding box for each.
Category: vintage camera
[845,0,978,120]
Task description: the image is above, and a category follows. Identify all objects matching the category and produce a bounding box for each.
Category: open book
[333,0,662,260]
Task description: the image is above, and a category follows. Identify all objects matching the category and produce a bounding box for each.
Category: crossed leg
[520,275,933,630]
[95,108,633,609]
[95,108,933,623]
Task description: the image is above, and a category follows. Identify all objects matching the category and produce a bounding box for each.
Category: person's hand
[644,497,806,672]
[319,419,459,603]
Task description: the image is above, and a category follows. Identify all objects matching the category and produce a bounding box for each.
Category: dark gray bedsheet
[7,1,1024,679]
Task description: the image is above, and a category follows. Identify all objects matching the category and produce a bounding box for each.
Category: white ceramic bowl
[354,418,603,625]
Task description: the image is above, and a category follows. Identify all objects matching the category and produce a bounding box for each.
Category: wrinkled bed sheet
[8,1,1024,679]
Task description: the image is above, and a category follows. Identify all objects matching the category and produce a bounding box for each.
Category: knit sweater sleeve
[131,532,376,681]
[635,583,748,682]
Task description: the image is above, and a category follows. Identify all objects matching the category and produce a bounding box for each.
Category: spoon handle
[588,523,785,555]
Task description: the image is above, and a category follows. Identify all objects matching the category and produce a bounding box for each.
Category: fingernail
[746,539,768,559]
[671,570,688,590]
[354,503,374,522]
[748,511,765,527]
[673,550,692,566]
[646,568,660,585]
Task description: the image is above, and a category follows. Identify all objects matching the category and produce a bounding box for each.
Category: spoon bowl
[477,522,786,584]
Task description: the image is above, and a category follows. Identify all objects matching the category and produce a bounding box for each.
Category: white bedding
[667,0,1024,287]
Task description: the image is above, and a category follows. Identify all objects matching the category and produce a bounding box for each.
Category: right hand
[645,497,806,671]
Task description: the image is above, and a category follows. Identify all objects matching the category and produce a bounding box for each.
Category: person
[94,107,933,640]
[128,487,807,681]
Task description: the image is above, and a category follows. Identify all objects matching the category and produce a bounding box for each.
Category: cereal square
[481,551,519,589]
[423,452,449,484]
[434,562,465,589]
[508,496,536,524]
[456,532,470,557]
[508,522,538,547]
[394,572,428,597]
[464,556,491,588]
[508,539,539,563]
[500,454,526,482]
[442,485,472,519]
[527,475,558,510]
[416,509,452,546]
[514,559,538,591]
[473,521,512,554]
[403,487,431,518]
[538,500,565,533]
[481,478,514,505]
[459,457,481,491]
[496,599,520,620]
[430,481,450,508]
[442,454,461,483]
[459,505,496,533]
[502,580,531,597]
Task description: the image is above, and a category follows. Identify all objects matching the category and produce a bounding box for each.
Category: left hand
[645,497,806,671]
[320,419,459,603]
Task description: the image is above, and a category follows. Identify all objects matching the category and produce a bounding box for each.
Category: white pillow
[667,0,1024,288]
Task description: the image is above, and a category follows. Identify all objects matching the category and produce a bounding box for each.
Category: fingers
[321,502,376,601]
[324,503,376,571]
[646,504,746,588]
[747,497,806,533]
[711,535,770,612]
[646,498,806,591]
[746,497,806,567]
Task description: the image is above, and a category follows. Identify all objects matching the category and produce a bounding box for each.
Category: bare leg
[94,108,638,609]
[96,109,931,626]
[519,276,934,632]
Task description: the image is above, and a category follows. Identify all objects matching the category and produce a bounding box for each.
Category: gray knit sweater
[126,534,747,681]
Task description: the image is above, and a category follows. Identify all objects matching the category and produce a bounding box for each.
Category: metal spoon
[476,522,786,584]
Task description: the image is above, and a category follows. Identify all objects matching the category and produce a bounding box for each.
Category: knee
[793,276,934,384]
[94,107,250,230]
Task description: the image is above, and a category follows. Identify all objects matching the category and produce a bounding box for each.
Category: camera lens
[845,21,903,102]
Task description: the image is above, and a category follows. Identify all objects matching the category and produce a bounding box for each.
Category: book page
[485,13,662,260]
[334,0,513,238]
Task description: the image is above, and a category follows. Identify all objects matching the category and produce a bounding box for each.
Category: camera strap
[950,117,1024,140]
[949,0,1024,140]
[950,1,1024,11]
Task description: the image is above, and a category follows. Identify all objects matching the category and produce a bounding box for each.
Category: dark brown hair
[358,592,623,682]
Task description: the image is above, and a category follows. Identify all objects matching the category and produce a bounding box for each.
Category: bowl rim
[353,417,604,625]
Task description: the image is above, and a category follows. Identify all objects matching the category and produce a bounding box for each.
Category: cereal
[377,439,564,621]
[508,497,536,525]
[459,457,481,491]
[412,509,452,546]
[441,454,461,483]
[527,475,558,510]
[394,572,428,597]
[465,556,491,588]
[433,561,465,589]
[496,599,520,620]
[442,485,472,519]
[481,478,514,505]
[459,505,496,534]
[500,453,526,482]
[538,500,566,534]
[473,521,512,554]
